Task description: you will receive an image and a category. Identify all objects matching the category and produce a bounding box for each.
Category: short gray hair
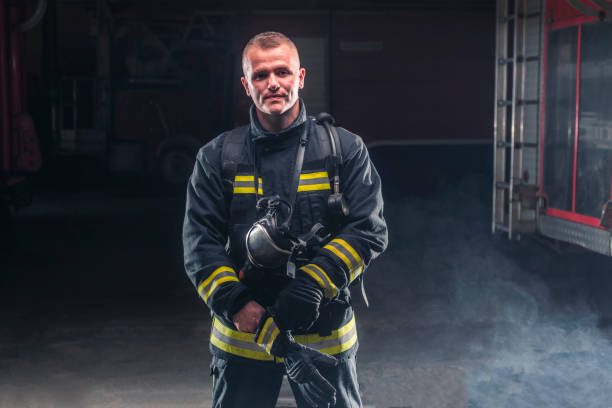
[241,31,300,75]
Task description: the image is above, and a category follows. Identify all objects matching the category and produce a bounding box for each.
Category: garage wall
[231,9,494,145]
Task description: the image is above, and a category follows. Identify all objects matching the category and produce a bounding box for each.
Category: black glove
[255,313,338,408]
[283,336,338,408]
[273,272,324,331]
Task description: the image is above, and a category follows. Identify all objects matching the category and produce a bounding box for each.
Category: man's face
[241,43,305,116]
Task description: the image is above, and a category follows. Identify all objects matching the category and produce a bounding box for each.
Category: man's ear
[298,68,306,89]
[241,77,251,96]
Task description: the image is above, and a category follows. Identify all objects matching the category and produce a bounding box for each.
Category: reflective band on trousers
[211,315,358,361]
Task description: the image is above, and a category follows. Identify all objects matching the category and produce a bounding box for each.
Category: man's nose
[268,74,279,90]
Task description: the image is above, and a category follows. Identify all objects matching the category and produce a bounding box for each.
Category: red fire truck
[493,0,612,255]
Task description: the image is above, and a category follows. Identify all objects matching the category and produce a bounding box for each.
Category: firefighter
[183,31,387,407]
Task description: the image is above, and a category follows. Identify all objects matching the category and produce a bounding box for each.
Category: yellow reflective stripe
[352,266,363,282]
[212,318,277,361]
[213,315,357,360]
[294,315,357,354]
[302,266,327,293]
[266,327,280,354]
[233,187,255,194]
[300,171,328,180]
[324,243,353,272]
[336,315,355,337]
[319,330,357,355]
[326,239,364,283]
[293,315,355,344]
[256,317,280,354]
[211,333,275,361]
[309,264,338,297]
[302,264,338,299]
[333,239,362,267]
[214,318,253,342]
[234,176,262,183]
[203,276,239,302]
[198,266,236,295]
[233,176,263,194]
[256,317,274,346]
[297,183,331,192]
[233,187,264,194]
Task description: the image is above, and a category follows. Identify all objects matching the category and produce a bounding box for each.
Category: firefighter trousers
[209,355,362,407]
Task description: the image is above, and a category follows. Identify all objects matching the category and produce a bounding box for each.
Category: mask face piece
[244,196,294,270]
[246,221,292,269]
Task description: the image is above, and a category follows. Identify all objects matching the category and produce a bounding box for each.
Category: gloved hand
[255,312,338,408]
[283,336,338,408]
[273,272,324,331]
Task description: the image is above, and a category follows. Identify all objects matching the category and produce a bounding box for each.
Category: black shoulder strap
[315,123,342,161]
[329,124,342,164]
[314,121,331,159]
[221,126,249,183]
[314,120,342,176]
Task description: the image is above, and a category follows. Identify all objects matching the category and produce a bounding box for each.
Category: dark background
[4,1,612,407]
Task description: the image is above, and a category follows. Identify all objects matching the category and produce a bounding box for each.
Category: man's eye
[253,73,267,80]
[277,70,289,76]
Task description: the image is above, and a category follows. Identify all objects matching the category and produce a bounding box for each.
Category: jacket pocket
[293,191,329,235]
[229,195,256,225]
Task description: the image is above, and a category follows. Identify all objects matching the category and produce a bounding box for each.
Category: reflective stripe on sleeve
[301,264,339,299]
[255,316,280,354]
[210,316,357,361]
[322,239,364,283]
[233,175,263,195]
[197,266,240,303]
[297,171,330,192]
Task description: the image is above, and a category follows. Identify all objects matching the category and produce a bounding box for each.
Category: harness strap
[286,121,310,221]
[221,127,249,184]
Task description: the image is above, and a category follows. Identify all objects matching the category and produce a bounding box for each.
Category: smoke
[357,167,612,408]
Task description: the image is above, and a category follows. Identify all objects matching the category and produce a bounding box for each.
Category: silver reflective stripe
[299,177,329,186]
[326,241,357,268]
[212,326,262,353]
[199,270,236,297]
[308,324,356,351]
[259,319,279,348]
[212,315,357,360]
[302,264,337,299]
[234,180,255,188]
[324,240,363,282]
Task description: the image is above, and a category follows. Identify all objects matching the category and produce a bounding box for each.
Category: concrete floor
[3,146,612,408]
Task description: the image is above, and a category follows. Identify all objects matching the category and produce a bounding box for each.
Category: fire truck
[493,0,612,255]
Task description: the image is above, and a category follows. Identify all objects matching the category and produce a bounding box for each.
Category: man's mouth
[265,94,286,100]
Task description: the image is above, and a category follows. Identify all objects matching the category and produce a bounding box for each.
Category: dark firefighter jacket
[183,101,388,363]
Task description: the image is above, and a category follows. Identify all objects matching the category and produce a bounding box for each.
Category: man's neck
[256,100,300,133]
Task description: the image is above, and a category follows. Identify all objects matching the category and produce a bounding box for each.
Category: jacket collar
[249,99,307,144]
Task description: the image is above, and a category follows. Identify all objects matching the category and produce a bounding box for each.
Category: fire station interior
[4,0,612,407]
